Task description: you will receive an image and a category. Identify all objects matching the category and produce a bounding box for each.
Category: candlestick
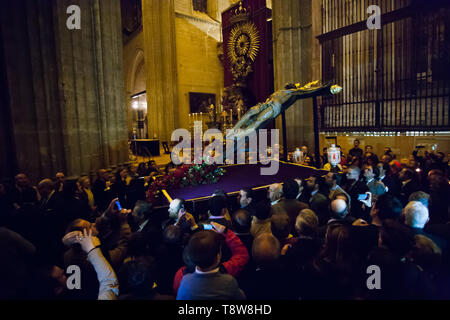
[230,109,233,124]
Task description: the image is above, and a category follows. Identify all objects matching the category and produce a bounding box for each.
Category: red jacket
[172,229,249,295]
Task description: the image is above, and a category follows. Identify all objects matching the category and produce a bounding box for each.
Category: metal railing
[319,0,450,132]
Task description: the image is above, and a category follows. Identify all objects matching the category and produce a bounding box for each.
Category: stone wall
[0,0,128,183]
[272,0,322,155]
[175,8,224,132]
[142,0,227,142]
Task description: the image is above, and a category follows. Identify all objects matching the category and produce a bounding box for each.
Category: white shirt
[195,267,220,274]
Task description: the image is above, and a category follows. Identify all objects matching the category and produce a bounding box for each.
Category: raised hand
[76,228,101,253]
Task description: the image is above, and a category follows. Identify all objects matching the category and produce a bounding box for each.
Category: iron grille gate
[318,0,450,132]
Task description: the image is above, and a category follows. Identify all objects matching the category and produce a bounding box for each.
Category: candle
[230,109,233,123]
[238,108,241,121]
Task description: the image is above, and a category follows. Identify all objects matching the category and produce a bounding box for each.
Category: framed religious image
[189,92,216,114]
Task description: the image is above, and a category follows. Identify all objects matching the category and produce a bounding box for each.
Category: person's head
[15,173,30,188]
[168,198,185,220]
[137,163,147,174]
[129,163,138,175]
[238,188,253,208]
[398,168,414,182]
[208,195,228,217]
[252,233,281,269]
[325,172,338,187]
[303,156,313,166]
[332,191,350,210]
[254,201,272,221]
[55,172,65,184]
[78,176,90,189]
[283,179,301,199]
[427,169,444,180]
[364,153,376,166]
[428,175,449,194]
[301,145,308,154]
[295,209,319,237]
[365,145,373,153]
[363,165,380,180]
[268,183,283,203]
[370,193,403,224]
[346,166,361,181]
[305,176,320,192]
[97,169,108,181]
[163,225,182,246]
[37,179,54,198]
[322,223,353,263]
[271,213,291,241]
[65,218,99,246]
[119,256,157,297]
[232,209,251,234]
[379,220,415,258]
[389,160,401,174]
[408,155,417,168]
[403,201,429,229]
[186,230,222,271]
[354,139,360,148]
[132,200,153,224]
[116,167,128,180]
[31,263,67,299]
[408,191,430,208]
[330,199,348,219]
[62,180,80,198]
[381,154,392,164]
[384,147,392,155]
[377,162,390,177]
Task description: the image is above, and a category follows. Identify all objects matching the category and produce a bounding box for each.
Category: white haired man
[403,201,447,251]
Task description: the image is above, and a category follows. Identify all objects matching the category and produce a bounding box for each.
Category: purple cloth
[167,162,327,201]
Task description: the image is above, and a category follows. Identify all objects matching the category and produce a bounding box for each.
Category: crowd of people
[0,143,449,300]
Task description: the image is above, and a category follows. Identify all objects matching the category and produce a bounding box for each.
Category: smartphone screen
[203,224,213,230]
[357,194,368,201]
[115,200,122,211]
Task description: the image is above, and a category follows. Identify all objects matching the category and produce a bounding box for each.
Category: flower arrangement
[146,162,225,204]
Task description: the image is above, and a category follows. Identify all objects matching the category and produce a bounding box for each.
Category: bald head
[403,201,429,229]
[331,199,348,219]
[252,233,280,268]
[168,198,184,219]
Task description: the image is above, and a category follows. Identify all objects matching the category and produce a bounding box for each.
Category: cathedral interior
[0,0,450,304]
[1,0,449,182]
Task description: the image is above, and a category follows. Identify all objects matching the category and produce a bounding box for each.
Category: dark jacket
[272,199,309,234]
[343,180,370,221]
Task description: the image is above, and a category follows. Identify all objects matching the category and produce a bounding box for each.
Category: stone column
[142,0,179,142]
[272,0,322,154]
[0,0,128,182]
